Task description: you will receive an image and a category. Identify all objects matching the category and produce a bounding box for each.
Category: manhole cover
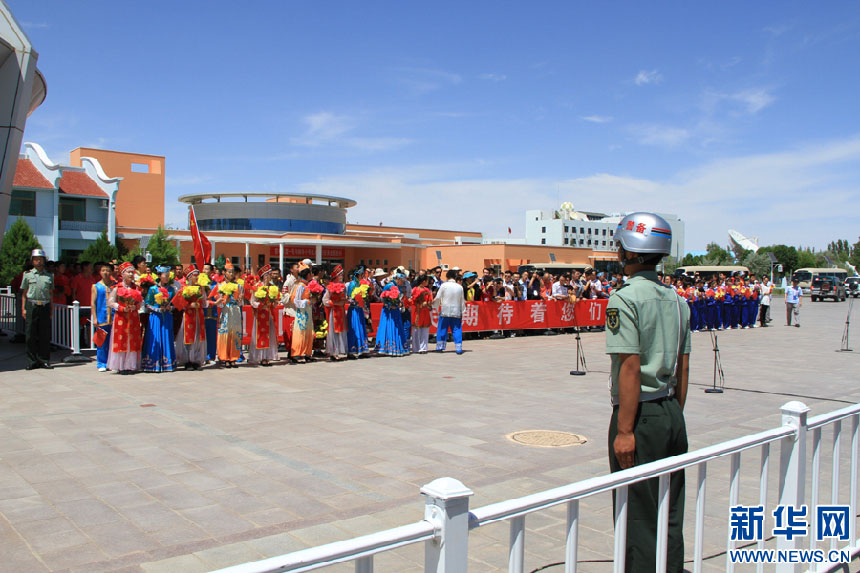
[506,430,587,448]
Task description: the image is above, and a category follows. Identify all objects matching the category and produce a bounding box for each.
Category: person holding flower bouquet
[322,265,349,360]
[200,263,219,362]
[346,267,371,358]
[174,265,208,370]
[248,265,279,366]
[290,267,316,363]
[376,282,406,357]
[411,275,433,354]
[394,273,412,353]
[216,263,244,367]
[107,262,144,374]
[142,266,177,372]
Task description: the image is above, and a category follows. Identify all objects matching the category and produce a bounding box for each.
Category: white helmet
[614,212,672,256]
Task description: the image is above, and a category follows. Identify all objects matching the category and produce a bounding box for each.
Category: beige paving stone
[2,298,860,571]
[140,553,208,573]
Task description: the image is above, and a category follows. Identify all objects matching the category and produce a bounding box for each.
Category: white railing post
[64,301,91,363]
[777,401,809,573]
[71,301,81,354]
[422,477,473,573]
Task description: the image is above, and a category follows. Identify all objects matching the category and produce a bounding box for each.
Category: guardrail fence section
[0,293,94,359]
[214,401,860,573]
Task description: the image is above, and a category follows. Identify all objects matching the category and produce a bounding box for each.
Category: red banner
[368,299,608,334]
[235,299,607,345]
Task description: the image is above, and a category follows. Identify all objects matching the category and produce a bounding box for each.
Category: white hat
[373,268,387,278]
[301,258,313,266]
[31,249,46,259]
[452,266,461,271]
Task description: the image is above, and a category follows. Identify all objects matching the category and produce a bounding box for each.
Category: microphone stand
[838,297,854,352]
[570,298,587,376]
[705,329,725,393]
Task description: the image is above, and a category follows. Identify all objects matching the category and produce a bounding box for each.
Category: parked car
[811,277,846,302]
[846,276,860,298]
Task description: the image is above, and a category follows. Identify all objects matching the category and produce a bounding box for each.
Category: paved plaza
[0,297,858,572]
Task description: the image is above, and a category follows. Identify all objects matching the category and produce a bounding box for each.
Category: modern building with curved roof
[178,192,356,235]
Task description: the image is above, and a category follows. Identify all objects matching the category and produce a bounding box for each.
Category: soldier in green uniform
[606,212,690,572]
[21,249,54,370]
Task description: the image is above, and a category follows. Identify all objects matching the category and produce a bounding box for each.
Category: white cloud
[291,112,355,147]
[629,124,690,147]
[730,88,776,114]
[580,115,614,124]
[701,87,776,117]
[634,69,662,86]
[393,67,462,95]
[292,136,860,251]
[478,73,507,82]
[290,111,411,152]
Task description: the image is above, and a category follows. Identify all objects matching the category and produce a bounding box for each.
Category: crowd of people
[13,252,790,373]
[33,257,481,374]
[660,271,776,331]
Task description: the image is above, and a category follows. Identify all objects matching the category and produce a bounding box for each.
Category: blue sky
[10,1,860,252]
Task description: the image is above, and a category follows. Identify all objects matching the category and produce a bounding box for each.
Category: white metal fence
[0,292,95,358]
[214,401,860,573]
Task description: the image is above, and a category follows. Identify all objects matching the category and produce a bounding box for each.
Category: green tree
[680,253,703,266]
[661,256,680,274]
[214,254,226,269]
[0,218,43,285]
[742,251,771,277]
[143,226,179,267]
[701,242,732,265]
[796,250,818,269]
[760,244,799,274]
[78,230,117,264]
[124,227,180,267]
[850,237,860,269]
[729,241,751,263]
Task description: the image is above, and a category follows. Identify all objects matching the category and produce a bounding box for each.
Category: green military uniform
[21,267,53,368]
[606,270,691,572]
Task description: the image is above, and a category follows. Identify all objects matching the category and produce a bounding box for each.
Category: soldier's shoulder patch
[606,307,620,330]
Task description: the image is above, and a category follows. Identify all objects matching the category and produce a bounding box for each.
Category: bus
[674,265,749,279]
[792,267,849,293]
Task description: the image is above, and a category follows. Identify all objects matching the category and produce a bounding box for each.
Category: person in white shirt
[759,279,772,327]
[785,278,803,327]
[551,275,570,300]
[432,269,466,354]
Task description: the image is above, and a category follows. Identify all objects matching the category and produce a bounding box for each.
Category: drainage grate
[506,430,587,448]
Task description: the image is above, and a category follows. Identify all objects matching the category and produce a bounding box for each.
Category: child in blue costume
[142,266,176,372]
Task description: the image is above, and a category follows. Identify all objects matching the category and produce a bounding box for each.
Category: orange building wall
[70,148,165,231]
[420,244,594,272]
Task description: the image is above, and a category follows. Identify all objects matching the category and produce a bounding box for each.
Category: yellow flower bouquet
[182,285,201,300]
[219,282,238,296]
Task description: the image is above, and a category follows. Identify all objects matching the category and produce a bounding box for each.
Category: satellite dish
[728,230,759,253]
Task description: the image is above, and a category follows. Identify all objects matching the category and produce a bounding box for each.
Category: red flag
[508,227,511,234]
[189,206,211,265]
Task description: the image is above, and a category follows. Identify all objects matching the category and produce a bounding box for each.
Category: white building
[523,203,685,260]
[7,143,122,261]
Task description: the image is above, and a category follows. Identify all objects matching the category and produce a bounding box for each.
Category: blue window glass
[197,218,344,234]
